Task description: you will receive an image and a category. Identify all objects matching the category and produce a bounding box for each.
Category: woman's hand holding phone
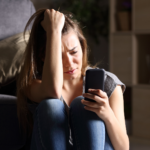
[81,89,114,122]
[41,9,65,33]
[82,69,114,122]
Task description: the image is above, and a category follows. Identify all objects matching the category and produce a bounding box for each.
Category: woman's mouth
[65,69,76,74]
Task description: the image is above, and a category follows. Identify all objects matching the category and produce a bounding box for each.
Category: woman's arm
[26,9,65,103]
[41,29,63,99]
[82,86,129,150]
[104,86,129,150]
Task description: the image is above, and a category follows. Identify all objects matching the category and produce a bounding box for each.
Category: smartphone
[84,69,105,102]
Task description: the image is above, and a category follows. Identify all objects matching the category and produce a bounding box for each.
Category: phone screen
[84,69,105,102]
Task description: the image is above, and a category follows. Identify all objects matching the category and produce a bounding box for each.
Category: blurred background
[31,0,150,149]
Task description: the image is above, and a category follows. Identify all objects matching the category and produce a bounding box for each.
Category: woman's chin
[64,75,76,80]
[63,68,82,80]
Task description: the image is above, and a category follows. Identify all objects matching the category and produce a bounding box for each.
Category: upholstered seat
[0,0,35,149]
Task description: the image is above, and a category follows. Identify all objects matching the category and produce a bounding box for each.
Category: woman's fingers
[82,89,112,121]
[41,9,65,32]
[82,89,108,107]
[82,93,105,105]
[81,99,102,108]
[88,89,107,98]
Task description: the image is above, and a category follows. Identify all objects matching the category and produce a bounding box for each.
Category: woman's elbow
[44,88,61,100]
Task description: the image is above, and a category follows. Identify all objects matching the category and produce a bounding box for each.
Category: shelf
[110,34,132,85]
[133,30,150,34]
[111,30,150,34]
[132,86,150,139]
[110,0,132,33]
[129,136,150,147]
[133,0,150,31]
[110,0,150,140]
[111,31,132,35]
[132,84,150,89]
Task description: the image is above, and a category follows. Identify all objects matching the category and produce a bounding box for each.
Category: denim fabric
[30,96,114,150]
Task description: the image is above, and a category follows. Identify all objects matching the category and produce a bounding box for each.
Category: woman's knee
[70,95,105,125]
[70,96,84,109]
[36,98,66,119]
[38,98,62,109]
[31,98,69,149]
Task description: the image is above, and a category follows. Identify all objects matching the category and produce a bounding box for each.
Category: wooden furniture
[109,0,150,140]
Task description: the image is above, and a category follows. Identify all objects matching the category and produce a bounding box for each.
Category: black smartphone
[84,69,105,102]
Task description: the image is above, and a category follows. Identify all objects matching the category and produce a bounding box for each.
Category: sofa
[0,0,35,149]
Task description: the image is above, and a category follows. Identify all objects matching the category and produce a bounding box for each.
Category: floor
[129,136,150,150]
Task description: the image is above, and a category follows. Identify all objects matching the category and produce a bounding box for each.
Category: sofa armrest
[0,94,26,150]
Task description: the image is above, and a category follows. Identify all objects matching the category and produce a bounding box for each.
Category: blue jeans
[30,96,114,150]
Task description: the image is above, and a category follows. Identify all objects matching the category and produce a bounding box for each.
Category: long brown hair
[17,8,99,136]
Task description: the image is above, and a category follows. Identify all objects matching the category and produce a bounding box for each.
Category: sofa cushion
[0,0,35,41]
[0,32,29,87]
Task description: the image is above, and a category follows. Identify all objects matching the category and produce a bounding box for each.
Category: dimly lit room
[0,0,150,150]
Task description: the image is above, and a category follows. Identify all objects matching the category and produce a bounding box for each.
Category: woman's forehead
[62,30,79,49]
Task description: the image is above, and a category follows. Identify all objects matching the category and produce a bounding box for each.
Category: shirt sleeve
[104,70,126,98]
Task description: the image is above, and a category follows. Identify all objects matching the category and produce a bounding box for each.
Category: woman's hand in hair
[81,89,114,122]
[41,9,65,33]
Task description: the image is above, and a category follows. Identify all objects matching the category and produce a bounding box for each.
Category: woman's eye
[71,51,78,54]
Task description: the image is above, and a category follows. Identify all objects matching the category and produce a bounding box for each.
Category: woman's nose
[63,54,73,67]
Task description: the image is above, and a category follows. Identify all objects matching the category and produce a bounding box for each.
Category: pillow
[0,0,35,40]
[0,32,29,87]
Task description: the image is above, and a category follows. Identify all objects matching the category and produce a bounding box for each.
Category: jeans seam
[70,111,81,150]
[37,106,46,150]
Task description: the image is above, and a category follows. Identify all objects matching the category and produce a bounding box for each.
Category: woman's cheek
[76,54,82,65]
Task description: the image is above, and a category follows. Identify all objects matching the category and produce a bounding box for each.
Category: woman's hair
[17,8,99,136]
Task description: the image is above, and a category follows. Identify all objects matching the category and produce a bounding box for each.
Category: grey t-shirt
[59,66,126,147]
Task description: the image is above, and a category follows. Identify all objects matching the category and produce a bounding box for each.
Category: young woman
[17,8,129,150]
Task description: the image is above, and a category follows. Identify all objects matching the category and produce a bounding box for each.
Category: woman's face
[62,29,83,80]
